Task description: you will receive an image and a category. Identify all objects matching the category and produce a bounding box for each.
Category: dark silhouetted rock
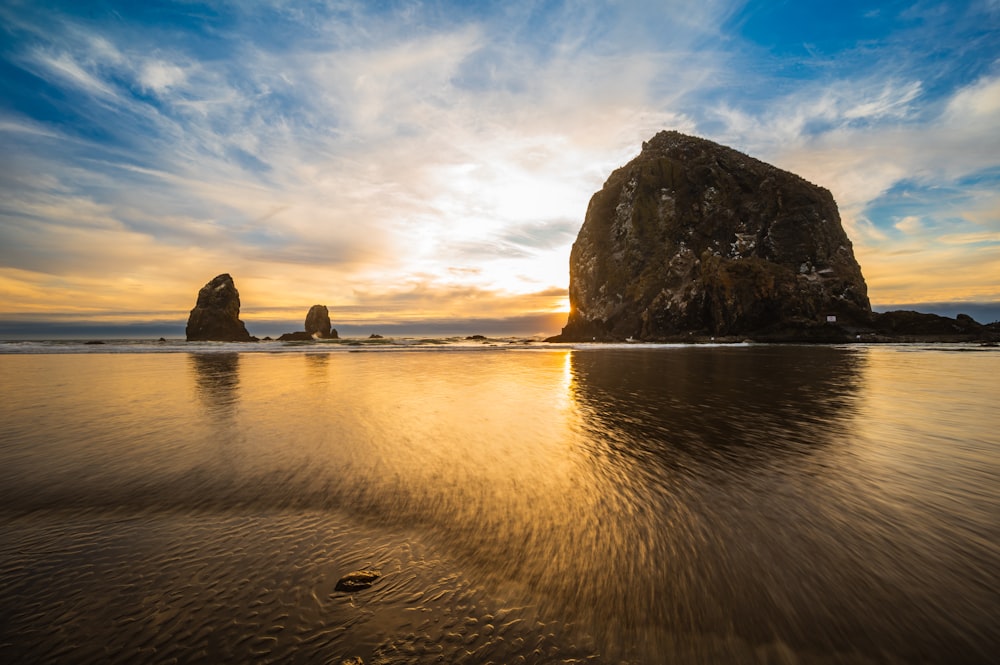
[278,304,339,341]
[277,331,314,341]
[551,131,872,341]
[868,310,998,341]
[874,310,973,336]
[305,304,334,338]
[185,274,253,342]
[334,569,381,592]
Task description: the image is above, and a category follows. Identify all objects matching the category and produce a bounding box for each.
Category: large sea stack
[554,131,872,341]
[185,273,254,342]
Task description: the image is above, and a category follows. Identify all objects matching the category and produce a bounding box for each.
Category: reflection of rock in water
[559,347,995,664]
[569,345,866,467]
[304,352,330,377]
[190,353,240,413]
[560,347,888,660]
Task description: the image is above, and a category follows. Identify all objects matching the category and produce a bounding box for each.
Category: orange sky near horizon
[1,2,998,332]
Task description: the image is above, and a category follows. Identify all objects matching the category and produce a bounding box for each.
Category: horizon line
[3,301,1000,341]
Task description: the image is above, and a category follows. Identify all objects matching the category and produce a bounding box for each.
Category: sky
[1,0,999,338]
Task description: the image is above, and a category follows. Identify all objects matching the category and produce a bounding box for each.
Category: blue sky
[1,0,999,336]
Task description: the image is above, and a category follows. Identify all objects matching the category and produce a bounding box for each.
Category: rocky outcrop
[552,131,872,341]
[305,305,335,338]
[278,304,339,341]
[185,274,254,342]
[277,331,315,341]
[868,310,999,342]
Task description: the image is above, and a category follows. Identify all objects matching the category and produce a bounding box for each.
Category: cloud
[938,230,1000,245]
[843,80,923,121]
[1,0,998,331]
[140,60,187,93]
[692,2,1000,310]
[735,70,1000,224]
[894,216,923,233]
[942,73,1000,129]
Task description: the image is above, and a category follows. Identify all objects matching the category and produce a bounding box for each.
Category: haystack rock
[185,274,254,342]
[305,304,337,338]
[552,131,872,341]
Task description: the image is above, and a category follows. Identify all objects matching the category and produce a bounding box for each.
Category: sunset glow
[1,1,999,337]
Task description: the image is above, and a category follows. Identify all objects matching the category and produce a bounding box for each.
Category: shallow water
[0,345,997,663]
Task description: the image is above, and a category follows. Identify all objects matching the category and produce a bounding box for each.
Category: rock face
[185,274,254,342]
[304,304,335,338]
[554,131,872,341]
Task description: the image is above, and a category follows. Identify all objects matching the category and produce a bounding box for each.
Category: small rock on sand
[334,569,381,592]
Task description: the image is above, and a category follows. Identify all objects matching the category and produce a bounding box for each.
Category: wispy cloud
[1,0,998,331]
[894,216,923,234]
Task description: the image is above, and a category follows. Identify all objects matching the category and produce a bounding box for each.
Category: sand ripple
[0,508,608,664]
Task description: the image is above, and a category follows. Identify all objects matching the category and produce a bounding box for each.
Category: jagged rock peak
[185,273,254,342]
[554,131,872,341]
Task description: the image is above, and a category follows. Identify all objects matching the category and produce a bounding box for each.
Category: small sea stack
[185,274,254,342]
[305,305,338,338]
[278,304,339,341]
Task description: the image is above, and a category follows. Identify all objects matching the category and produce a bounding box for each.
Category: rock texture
[304,304,335,338]
[185,274,254,342]
[334,570,381,592]
[553,131,872,341]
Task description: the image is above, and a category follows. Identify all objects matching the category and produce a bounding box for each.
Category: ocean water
[0,341,997,664]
